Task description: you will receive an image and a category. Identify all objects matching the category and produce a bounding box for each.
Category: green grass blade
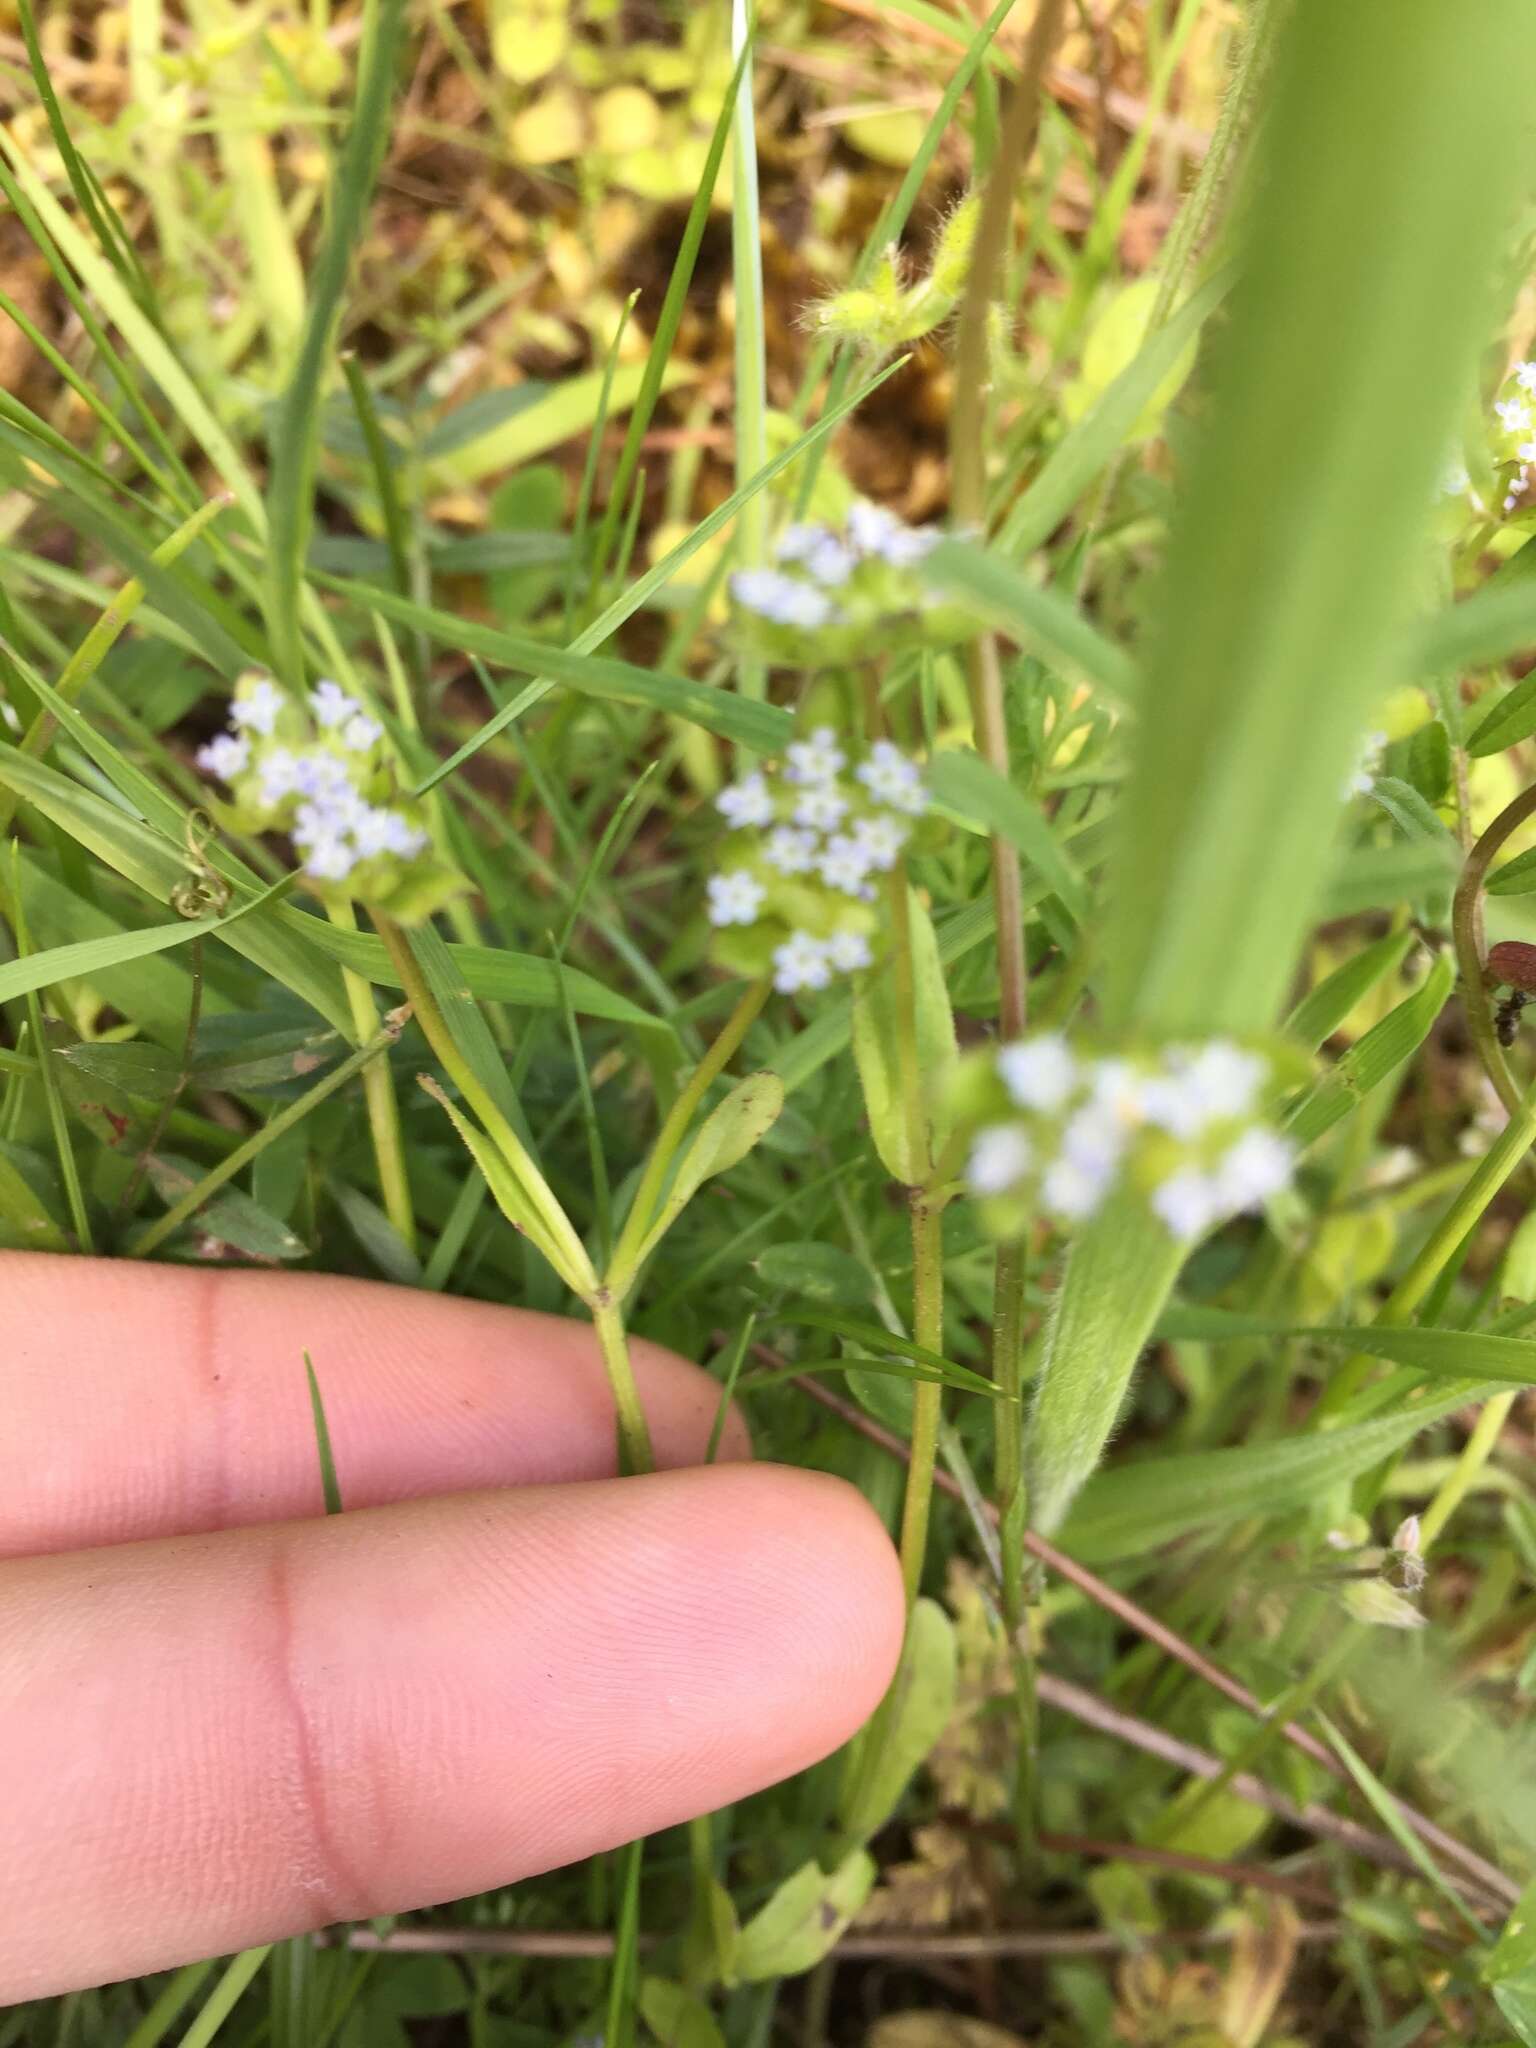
[0,877,295,1007]
[11,854,92,1252]
[928,747,1087,921]
[592,38,751,589]
[0,747,354,1034]
[923,539,1137,702]
[995,266,1231,559]
[304,1352,345,1514]
[14,0,154,307]
[340,354,413,598]
[177,1945,273,2048]
[1284,929,1417,1051]
[309,571,791,753]
[1061,1381,1503,1562]
[265,0,408,685]
[409,353,901,795]
[1285,951,1454,1145]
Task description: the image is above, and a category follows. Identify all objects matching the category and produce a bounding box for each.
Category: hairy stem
[897,1193,946,1605]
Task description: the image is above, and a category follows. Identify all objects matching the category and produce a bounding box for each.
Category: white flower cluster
[729,502,941,634]
[196,672,429,888]
[966,1034,1295,1243]
[706,726,929,994]
[1492,361,1536,516]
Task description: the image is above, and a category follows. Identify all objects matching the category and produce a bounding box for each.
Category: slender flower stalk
[947,0,1068,1836]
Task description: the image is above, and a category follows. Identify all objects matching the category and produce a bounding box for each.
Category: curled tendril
[169,810,232,919]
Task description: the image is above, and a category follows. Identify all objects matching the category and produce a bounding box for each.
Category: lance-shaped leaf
[608,1071,783,1297]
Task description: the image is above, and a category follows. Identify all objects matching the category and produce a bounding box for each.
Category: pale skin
[0,1253,905,2003]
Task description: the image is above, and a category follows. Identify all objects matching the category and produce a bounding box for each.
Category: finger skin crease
[261,1534,376,1930]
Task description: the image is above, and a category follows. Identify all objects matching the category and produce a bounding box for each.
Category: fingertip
[687,1461,905,1757]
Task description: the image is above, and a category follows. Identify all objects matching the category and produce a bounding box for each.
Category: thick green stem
[593,1292,654,1477]
[897,1194,945,1606]
[609,977,768,1285]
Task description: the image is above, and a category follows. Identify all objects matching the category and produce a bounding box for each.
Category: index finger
[0,1254,748,1558]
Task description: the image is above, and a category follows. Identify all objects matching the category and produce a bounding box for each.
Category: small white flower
[309,678,360,729]
[301,836,358,883]
[1440,460,1472,498]
[784,727,846,786]
[856,739,927,814]
[1215,1126,1295,1211]
[818,832,876,898]
[793,784,849,833]
[847,501,939,567]
[229,676,285,736]
[731,567,839,629]
[824,928,873,974]
[1498,397,1533,434]
[1059,1103,1127,1179]
[1089,1058,1147,1127]
[1181,1041,1267,1120]
[292,751,362,808]
[804,534,858,586]
[997,1035,1077,1113]
[1342,729,1387,799]
[1151,1166,1223,1243]
[353,805,428,860]
[1392,1513,1421,1558]
[1042,1153,1112,1222]
[763,825,819,874]
[850,812,908,870]
[1517,362,1536,394]
[969,1123,1033,1195]
[775,523,830,566]
[342,712,383,752]
[196,732,249,782]
[705,869,767,927]
[717,772,777,829]
[1143,1042,1264,1139]
[772,930,832,994]
[257,747,304,806]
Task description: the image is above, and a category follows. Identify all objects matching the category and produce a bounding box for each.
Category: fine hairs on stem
[945,0,1070,1841]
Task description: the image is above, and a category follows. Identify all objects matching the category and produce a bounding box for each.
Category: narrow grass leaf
[1284,930,1417,1052]
[1062,1381,1504,1562]
[1285,952,1454,1146]
[411,356,901,795]
[923,538,1137,703]
[304,1352,345,1514]
[928,748,1087,920]
[265,0,407,684]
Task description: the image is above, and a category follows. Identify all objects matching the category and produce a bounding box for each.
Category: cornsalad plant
[11,0,1536,2041]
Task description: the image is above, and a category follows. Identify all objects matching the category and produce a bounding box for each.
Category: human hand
[0,1254,903,2001]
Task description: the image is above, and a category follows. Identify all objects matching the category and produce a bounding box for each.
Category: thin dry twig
[323,1920,1347,1961]
[786,1368,1518,1911]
